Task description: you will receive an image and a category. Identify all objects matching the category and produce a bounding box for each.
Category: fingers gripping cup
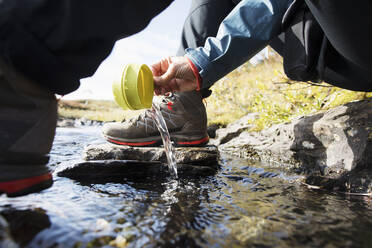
[112,64,154,110]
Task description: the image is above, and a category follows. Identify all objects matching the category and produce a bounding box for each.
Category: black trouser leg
[304,0,372,91]
[269,34,285,57]
[305,0,372,71]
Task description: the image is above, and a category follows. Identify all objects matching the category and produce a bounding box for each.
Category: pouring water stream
[149,101,178,178]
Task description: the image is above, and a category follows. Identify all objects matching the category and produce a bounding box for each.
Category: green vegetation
[58,54,372,130]
[206,54,372,130]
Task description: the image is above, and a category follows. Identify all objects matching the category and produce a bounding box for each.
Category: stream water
[1,126,372,248]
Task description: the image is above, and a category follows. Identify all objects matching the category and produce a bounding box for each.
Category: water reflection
[0,127,372,247]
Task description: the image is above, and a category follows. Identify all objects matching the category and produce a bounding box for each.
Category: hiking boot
[0,59,57,197]
[102,91,209,147]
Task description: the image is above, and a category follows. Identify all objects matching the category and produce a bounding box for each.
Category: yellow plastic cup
[112,63,154,110]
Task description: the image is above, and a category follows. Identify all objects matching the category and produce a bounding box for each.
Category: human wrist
[184,56,202,91]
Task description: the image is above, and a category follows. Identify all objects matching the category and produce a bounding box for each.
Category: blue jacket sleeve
[185,0,293,89]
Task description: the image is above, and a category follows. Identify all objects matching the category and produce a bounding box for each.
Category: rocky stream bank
[2,99,372,248]
[215,99,372,194]
[58,98,372,194]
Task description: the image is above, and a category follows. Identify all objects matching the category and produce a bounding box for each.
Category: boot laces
[160,92,176,104]
[122,93,176,126]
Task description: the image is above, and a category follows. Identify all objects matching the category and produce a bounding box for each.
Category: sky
[64,0,268,100]
[64,0,191,100]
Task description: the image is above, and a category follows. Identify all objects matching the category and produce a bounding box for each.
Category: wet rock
[83,144,218,167]
[74,118,103,127]
[57,117,75,127]
[207,123,224,139]
[211,113,258,146]
[220,99,372,192]
[57,117,103,127]
[57,160,217,183]
[64,144,219,183]
[305,167,372,194]
[0,215,18,248]
[1,208,51,247]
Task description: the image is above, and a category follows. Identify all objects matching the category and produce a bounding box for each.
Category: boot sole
[0,173,53,197]
[104,134,209,147]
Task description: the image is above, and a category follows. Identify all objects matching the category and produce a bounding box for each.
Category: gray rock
[220,99,372,191]
[207,123,223,139]
[305,167,372,193]
[1,209,50,248]
[57,160,217,182]
[74,144,219,182]
[83,144,218,167]
[57,117,103,127]
[57,118,75,127]
[0,216,18,248]
[211,113,258,146]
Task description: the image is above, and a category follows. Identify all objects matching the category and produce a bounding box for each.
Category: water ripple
[1,127,372,248]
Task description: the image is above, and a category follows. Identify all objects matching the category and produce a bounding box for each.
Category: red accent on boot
[107,138,157,146]
[167,102,174,111]
[177,136,209,145]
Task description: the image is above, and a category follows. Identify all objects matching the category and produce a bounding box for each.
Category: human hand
[150,56,199,95]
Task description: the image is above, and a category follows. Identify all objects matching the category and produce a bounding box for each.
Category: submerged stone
[83,144,218,167]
